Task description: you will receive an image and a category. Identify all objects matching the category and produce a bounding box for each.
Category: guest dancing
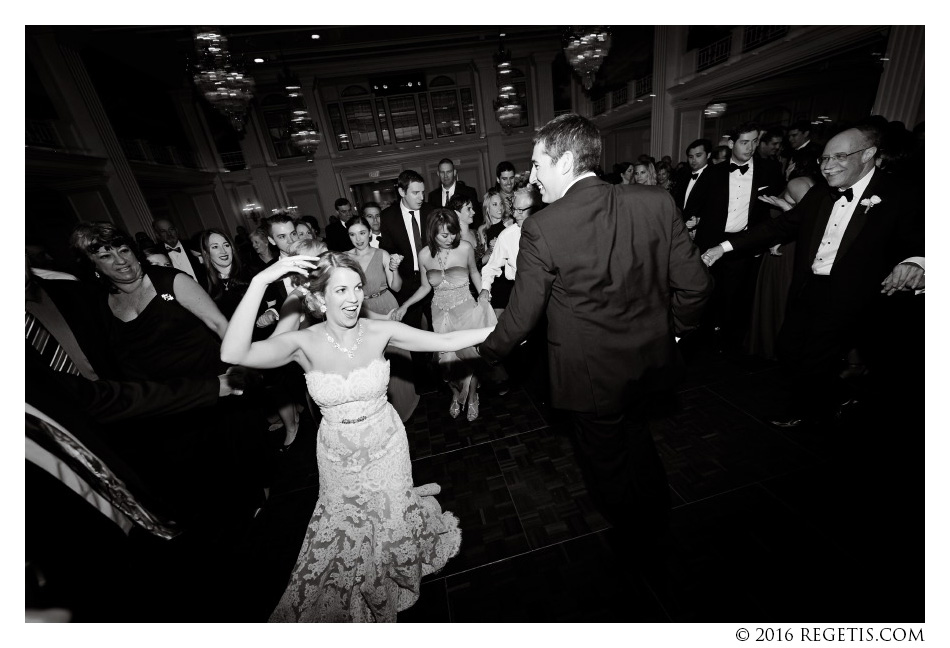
[221,252,493,622]
[343,214,419,422]
[395,209,497,420]
[200,228,255,319]
[477,187,512,268]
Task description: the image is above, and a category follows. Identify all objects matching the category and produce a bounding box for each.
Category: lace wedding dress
[269,357,461,622]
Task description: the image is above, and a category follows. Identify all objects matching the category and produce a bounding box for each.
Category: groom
[478,114,712,537]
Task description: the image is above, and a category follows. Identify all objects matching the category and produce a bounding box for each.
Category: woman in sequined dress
[394,208,496,421]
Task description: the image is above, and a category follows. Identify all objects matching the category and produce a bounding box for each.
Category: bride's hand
[255,255,320,284]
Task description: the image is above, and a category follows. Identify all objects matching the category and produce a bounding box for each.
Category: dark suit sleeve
[728,183,823,253]
[479,216,554,361]
[668,204,714,335]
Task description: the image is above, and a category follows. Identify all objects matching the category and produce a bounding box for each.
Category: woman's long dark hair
[426,208,461,257]
[200,228,247,300]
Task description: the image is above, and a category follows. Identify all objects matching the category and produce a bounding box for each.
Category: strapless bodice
[304,358,389,425]
[426,266,471,312]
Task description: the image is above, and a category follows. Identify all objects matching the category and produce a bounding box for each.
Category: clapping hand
[758,195,793,212]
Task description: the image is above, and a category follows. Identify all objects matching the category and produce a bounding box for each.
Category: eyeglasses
[513,207,530,214]
[817,147,871,165]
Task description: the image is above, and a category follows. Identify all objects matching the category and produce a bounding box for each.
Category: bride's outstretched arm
[376,319,494,353]
[221,256,319,368]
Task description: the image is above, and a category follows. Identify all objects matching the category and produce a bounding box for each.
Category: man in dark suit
[672,138,714,237]
[693,122,784,350]
[152,218,207,290]
[379,169,433,331]
[479,114,713,538]
[325,199,355,252]
[255,213,299,334]
[427,158,480,219]
[703,124,924,426]
[785,119,822,179]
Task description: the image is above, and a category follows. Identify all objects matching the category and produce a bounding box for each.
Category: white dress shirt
[400,202,423,270]
[811,168,876,275]
[165,242,199,281]
[724,157,754,234]
[441,182,456,206]
[369,232,382,249]
[481,222,523,291]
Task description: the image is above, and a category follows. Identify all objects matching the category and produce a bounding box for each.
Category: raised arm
[381,249,403,293]
[272,289,307,336]
[220,256,318,368]
[375,319,494,353]
[172,273,229,339]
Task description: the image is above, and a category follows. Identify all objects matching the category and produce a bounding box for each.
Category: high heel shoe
[277,423,299,454]
[466,393,479,421]
[449,398,462,419]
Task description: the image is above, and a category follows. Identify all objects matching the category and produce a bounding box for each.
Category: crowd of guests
[25,113,923,622]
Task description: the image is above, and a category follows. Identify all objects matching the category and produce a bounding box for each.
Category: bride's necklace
[325,321,364,358]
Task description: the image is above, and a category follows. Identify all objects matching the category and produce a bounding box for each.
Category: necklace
[325,321,364,358]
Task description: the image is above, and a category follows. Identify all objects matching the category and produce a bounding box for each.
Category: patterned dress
[269,358,460,622]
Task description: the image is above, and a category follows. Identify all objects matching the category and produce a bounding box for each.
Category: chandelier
[192,28,255,133]
[492,39,522,134]
[282,71,322,162]
[563,26,612,91]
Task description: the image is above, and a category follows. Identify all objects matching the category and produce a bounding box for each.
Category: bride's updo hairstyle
[297,251,367,315]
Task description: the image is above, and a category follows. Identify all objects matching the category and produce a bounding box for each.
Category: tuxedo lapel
[835,173,884,264]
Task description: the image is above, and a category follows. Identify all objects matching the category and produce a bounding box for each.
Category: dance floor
[143,346,925,622]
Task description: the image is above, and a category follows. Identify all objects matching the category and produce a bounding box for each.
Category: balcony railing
[220,151,247,171]
[634,74,653,98]
[26,119,63,149]
[611,86,628,108]
[697,35,733,71]
[591,97,606,116]
[742,26,789,52]
[121,138,201,169]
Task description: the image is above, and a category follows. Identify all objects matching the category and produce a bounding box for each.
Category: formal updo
[297,251,367,316]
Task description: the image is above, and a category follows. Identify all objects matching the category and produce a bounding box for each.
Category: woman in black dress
[69,222,264,528]
[200,228,255,320]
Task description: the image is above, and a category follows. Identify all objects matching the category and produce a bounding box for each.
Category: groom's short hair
[533,113,602,177]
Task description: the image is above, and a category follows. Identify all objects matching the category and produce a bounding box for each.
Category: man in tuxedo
[693,122,784,350]
[152,218,207,289]
[427,158,480,218]
[702,124,924,426]
[325,198,355,252]
[672,138,714,237]
[362,202,384,248]
[479,114,712,537]
[256,214,299,332]
[379,169,432,330]
[785,119,821,179]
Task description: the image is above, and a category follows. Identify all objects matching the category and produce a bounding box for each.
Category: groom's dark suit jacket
[725,169,923,326]
[378,202,434,304]
[480,177,713,415]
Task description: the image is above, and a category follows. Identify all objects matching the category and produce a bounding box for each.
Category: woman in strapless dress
[394,208,497,421]
[221,252,493,622]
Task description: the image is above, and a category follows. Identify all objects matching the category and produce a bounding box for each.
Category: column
[871,26,924,127]
[650,26,688,159]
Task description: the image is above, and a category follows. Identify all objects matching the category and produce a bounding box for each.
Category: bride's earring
[94,271,101,279]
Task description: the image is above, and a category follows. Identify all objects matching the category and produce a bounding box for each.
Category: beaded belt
[364,289,387,300]
[341,414,368,424]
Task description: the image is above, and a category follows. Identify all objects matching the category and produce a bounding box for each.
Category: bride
[221,252,493,622]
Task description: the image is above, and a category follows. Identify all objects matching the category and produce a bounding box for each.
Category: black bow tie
[167,246,182,254]
[728,163,749,175]
[830,187,854,202]
[691,173,699,180]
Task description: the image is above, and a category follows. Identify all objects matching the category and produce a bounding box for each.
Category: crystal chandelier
[563,26,612,91]
[282,71,322,162]
[192,28,255,132]
[493,40,522,134]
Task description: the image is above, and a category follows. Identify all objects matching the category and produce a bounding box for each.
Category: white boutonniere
[859,195,882,214]
[161,293,175,301]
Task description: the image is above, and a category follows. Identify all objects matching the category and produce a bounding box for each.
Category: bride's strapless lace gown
[268,358,461,623]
